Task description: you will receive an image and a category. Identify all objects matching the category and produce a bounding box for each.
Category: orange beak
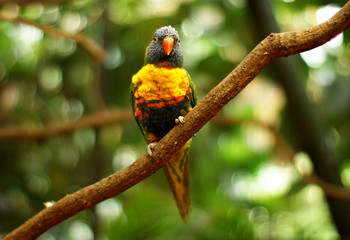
[162,36,174,55]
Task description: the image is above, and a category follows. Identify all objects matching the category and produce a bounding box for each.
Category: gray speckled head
[145,26,183,68]
[154,26,179,40]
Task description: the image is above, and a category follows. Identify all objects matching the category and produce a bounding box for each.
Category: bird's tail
[163,140,191,221]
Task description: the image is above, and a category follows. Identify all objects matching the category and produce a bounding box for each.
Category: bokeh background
[1,0,350,239]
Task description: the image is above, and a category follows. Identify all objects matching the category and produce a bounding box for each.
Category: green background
[1,0,350,239]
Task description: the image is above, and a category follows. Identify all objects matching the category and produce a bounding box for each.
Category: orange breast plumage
[132,64,191,101]
[131,64,193,143]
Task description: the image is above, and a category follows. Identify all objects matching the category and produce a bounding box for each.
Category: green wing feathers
[189,74,197,107]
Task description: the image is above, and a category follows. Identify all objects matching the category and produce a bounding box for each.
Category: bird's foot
[147,143,157,156]
[175,116,185,125]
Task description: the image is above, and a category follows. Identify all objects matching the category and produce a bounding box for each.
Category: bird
[130,26,196,221]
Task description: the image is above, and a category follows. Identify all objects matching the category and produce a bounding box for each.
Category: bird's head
[145,26,183,68]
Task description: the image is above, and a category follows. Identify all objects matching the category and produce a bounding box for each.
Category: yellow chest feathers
[132,64,190,101]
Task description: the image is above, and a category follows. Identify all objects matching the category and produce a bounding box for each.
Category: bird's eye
[153,37,159,43]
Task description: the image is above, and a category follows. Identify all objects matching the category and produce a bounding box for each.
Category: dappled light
[1,0,350,239]
[301,4,343,68]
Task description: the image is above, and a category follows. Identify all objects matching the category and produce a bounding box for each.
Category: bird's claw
[147,143,157,156]
[175,116,185,125]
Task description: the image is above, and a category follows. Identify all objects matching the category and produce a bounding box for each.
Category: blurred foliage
[0,0,349,239]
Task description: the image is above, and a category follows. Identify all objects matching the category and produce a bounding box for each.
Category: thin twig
[0,11,107,61]
[304,174,350,201]
[0,109,131,140]
[0,0,69,4]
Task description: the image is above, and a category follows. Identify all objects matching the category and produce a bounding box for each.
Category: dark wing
[188,73,197,108]
[129,81,147,138]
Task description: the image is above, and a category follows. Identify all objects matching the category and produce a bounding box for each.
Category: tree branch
[247,0,350,236]
[3,2,350,239]
[6,109,350,202]
[0,11,107,62]
[0,109,131,140]
[0,0,70,4]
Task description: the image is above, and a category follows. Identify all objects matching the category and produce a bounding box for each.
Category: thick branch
[0,109,131,140]
[6,110,350,202]
[247,0,350,236]
[0,12,107,61]
[3,2,350,239]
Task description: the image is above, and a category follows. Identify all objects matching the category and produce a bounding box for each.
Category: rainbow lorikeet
[130,26,196,221]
